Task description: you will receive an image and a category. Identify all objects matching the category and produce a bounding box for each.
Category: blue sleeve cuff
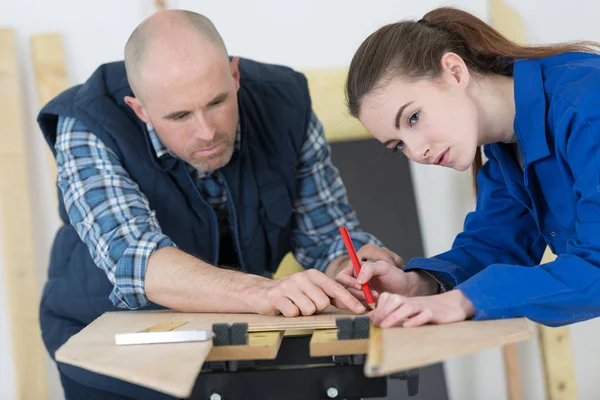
[403,257,473,286]
[409,269,455,293]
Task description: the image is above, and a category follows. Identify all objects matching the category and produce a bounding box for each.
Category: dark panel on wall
[330,138,425,261]
[330,138,449,400]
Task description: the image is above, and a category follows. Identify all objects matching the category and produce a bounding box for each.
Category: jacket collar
[512,58,551,168]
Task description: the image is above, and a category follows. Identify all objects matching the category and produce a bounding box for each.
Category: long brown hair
[346,7,600,193]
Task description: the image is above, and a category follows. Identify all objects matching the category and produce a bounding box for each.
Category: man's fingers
[301,284,332,313]
[286,289,319,316]
[335,272,360,290]
[309,272,366,314]
[272,296,300,317]
[391,253,405,267]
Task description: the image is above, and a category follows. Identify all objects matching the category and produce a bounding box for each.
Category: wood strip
[302,68,370,143]
[309,328,369,357]
[364,318,532,377]
[55,310,533,397]
[141,321,187,332]
[537,248,578,400]
[55,312,213,399]
[503,343,523,400]
[364,324,382,375]
[488,3,529,398]
[538,325,578,400]
[206,331,284,361]
[30,33,69,209]
[0,28,49,400]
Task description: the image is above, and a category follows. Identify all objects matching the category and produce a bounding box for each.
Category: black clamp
[336,315,370,340]
[212,322,248,346]
[207,322,250,372]
[333,316,370,366]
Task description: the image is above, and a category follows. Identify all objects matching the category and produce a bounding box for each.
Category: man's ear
[124,96,150,124]
[230,56,240,91]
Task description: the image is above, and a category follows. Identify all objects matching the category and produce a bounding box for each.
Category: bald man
[37,10,416,399]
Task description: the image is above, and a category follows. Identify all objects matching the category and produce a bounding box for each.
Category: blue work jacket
[405,52,600,326]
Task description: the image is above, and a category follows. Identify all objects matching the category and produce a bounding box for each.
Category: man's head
[124,10,240,171]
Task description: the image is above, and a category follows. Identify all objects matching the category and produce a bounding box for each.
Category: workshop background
[2,0,600,399]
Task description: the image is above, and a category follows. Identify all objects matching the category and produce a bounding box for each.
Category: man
[37,9,412,399]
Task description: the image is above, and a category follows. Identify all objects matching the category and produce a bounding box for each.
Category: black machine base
[188,334,418,400]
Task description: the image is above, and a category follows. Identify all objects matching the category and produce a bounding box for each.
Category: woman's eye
[392,141,405,153]
[407,111,420,127]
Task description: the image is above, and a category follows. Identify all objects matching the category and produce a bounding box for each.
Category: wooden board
[310,328,369,357]
[503,341,523,400]
[489,3,527,398]
[538,248,578,400]
[302,68,370,143]
[30,33,69,211]
[364,318,532,377]
[206,331,284,361]
[56,309,533,398]
[55,308,353,398]
[0,29,49,400]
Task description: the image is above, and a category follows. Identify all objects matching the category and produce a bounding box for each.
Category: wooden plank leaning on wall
[0,28,49,399]
[490,1,578,399]
[31,33,68,197]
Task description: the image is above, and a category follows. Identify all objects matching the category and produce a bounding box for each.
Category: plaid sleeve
[55,116,175,309]
[291,111,383,272]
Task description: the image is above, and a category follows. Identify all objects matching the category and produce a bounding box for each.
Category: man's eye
[171,112,189,121]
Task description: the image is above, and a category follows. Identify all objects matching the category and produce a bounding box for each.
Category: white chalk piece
[115,330,213,345]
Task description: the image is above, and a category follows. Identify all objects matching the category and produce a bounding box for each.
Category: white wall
[1,1,600,399]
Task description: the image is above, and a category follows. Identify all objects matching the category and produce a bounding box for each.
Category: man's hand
[370,290,476,328]
[356,244,404,266]
[326,244,404,278]
[253,269,368,317]
[336,259,439,301]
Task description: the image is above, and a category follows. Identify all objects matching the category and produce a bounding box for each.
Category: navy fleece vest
[37,58,310,366]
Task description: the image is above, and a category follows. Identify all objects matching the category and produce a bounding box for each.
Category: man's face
[127,51,240,171]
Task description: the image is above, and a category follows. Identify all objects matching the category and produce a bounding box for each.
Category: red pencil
[339,225,376,310]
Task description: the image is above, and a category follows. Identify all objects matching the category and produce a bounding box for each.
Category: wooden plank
[537,248,578,400]
[30,34,68,108]
[30,33,69,208]
[55,309,533,397]
[503,343,523,400]
[309,328,369,357]
[538,325,578,400]
[206,331,284,361]
[364,318,532,377]
[365,324,383,375]
[490,0,526,44]
[302,68,370,143]
[488,3,528,398]
[56,313,213,398]
[55,308,353,397]
[0,28,49,400]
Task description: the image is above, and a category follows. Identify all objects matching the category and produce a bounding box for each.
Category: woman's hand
[335,260,439,302]
[370,290,476,328]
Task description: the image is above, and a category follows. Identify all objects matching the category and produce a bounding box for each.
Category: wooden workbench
[55,309,532,398]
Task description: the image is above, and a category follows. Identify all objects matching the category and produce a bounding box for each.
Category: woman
[336,7,600,328]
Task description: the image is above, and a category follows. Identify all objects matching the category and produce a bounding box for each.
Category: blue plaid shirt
[55,112,382,309]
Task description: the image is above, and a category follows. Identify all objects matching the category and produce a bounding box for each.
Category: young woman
[336,7,600,328]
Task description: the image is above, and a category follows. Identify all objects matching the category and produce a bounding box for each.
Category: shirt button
[550,231,556,237]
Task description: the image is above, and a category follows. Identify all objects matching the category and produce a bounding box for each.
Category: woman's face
[358,53,480,171]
